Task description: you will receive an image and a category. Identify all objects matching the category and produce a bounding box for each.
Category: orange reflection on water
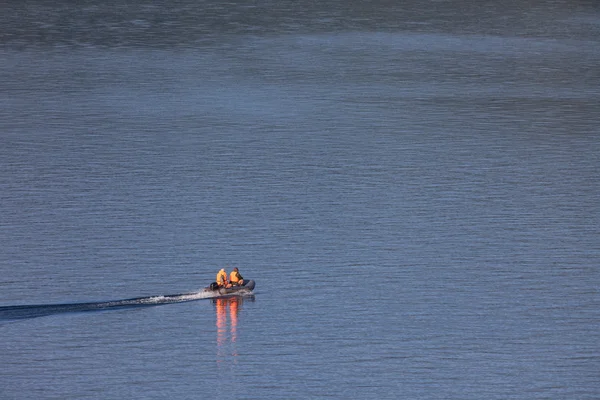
[215,296,243,365]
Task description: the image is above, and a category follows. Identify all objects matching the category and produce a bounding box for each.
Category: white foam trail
[0,287,255,321]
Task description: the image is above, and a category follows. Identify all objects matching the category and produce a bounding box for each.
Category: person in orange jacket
[229,267,244,286]
[216,268,231,288]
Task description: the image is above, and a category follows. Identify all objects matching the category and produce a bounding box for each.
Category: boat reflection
[214,296,253,365]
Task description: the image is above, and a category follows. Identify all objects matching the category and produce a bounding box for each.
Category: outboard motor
[209,282,219,291]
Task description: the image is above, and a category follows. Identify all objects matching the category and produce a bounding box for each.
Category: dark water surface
[1,1,599,399]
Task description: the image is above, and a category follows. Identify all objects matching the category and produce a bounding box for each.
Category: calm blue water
[1,1,599,399]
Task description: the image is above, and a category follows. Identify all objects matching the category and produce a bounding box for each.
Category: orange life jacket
[230,270,242,284]
[216,270,228,286]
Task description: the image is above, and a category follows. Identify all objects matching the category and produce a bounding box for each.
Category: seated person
[216,268,231,288]
[229,267,244,286]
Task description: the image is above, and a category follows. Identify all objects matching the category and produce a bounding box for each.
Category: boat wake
[0,289,222,321]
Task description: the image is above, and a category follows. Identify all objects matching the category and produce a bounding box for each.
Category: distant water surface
[1,1,599,399]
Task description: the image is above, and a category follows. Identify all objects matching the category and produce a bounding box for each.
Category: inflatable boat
[204,279,255,297]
